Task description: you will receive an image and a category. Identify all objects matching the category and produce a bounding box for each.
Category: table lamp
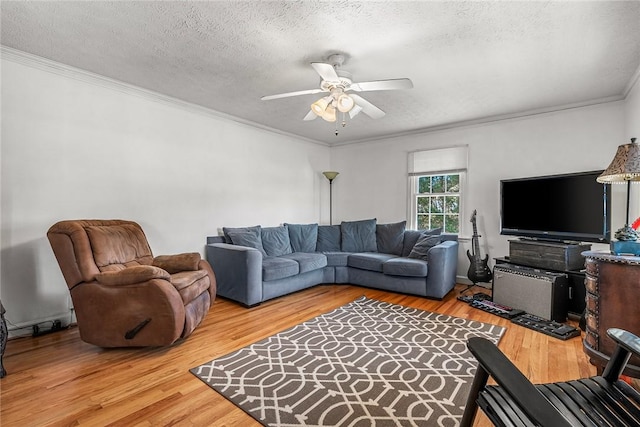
[597,137,640,255]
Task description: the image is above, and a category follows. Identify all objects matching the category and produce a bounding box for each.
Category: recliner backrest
[47,219,153,289]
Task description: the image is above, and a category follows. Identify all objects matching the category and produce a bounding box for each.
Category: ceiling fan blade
[303,110,318,121]
[261,88,324,101]
[349,94,385,119]
[350,78,413,92]
[349,104,363,119]
[311,62,340,82]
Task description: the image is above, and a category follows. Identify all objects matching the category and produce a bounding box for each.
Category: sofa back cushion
[341,219,378,252]
[261,225,293,257]
[316,225,341,252]
[223,225,262,243]
[284,223,318,253]
[408,234,444,260]
[402,228,442,257]
[376,221,406,255]
[226,227,267,257]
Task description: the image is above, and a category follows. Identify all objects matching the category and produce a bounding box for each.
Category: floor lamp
[322,171,339,225]
[597,137,640,255]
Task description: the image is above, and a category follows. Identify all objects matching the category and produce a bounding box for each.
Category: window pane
[431,175,444,193]
[417,197,429,213]
[446,174,460,192]
[431,215,444,230]
[444,196,459,214]
[418,177,431,193]
[445,214,459,233]
[430,196,444,213]
[417,215,430,230]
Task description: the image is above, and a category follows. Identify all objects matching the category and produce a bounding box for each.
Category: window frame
[408,171,466,234]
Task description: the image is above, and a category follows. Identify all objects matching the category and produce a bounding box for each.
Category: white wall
[1,56,331,332]
[2,52,638,331]
[331,102,628,283]
[624,74,640,224]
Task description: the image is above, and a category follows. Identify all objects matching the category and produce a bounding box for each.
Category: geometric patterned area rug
[191,296,506,426]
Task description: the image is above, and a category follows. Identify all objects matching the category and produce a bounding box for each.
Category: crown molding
[0,46,329,147]
[330,96,626,147]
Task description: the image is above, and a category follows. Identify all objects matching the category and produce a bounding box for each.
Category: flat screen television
[500,170,610,243]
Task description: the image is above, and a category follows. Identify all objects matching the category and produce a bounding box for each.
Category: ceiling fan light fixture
[322,105,337,122]
[311,96,331,116]
[336,94,355,113]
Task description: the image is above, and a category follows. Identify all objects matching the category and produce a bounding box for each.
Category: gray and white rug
[191,296,505,426]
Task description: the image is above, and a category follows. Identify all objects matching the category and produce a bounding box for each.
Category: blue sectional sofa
[205,219,459,307]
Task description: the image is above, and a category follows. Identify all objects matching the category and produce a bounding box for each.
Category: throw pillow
[402,227,442,257]
[316,225,341,252]
[284,223,318,253]
[222,225,261,244]
[261,225,293,257]
[376,221,406,255]
[226,231,267,257]
[341,219,377,252]
[408,234,443,261]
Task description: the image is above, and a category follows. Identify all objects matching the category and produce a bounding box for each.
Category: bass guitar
[466,209,492,284]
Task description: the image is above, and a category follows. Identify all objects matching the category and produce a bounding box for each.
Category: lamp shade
[311,97,331,116]
[321,105,337,122]
[322,171,339,181]
[597,138,640,183]
[336,94,355,113]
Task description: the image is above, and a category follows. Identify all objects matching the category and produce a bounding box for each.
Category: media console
[495,239,591,319]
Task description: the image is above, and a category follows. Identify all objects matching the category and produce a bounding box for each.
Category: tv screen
[500,170,610,243]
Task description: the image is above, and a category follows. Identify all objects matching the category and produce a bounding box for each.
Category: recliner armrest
[95,265,170,286]
[152,252,201,273]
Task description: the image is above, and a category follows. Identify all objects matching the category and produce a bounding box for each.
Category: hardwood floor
[0,284,595,426]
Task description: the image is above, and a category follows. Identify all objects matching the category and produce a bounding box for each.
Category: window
[408,147,468,233]
[415,173,461,232]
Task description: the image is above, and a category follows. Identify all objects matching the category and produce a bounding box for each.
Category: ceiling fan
[261,54,413,129]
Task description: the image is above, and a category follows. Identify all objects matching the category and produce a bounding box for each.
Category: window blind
[408,146,468,176]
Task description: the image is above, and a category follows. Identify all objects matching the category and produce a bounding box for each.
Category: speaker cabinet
[493,264,568,322]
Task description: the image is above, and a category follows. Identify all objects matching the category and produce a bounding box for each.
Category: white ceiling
[2,1,640,145]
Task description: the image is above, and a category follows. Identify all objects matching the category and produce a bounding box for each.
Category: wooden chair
[461,328,640,427]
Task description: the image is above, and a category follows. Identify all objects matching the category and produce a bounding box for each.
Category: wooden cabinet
[583,251,640,377]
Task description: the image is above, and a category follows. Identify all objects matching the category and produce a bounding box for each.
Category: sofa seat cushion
[262,257,300,281]
[281,252,327,274]
[383,257,429,277]
[170,270,210,303]
[348,253,398,273]
[321,251,350,267]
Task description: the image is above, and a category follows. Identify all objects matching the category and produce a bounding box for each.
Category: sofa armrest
[152,252,201,273]
[205,243,263,307]
[425,240,459,299]
[95,265,170,286]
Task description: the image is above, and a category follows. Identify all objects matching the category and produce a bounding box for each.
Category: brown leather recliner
[47,219,216,347]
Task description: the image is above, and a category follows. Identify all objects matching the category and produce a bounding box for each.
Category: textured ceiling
[2,1,640,145]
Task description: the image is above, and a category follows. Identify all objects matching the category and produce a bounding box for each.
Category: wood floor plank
[0,284,595,426]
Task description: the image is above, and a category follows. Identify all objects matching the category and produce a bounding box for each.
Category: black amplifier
[492,264,568,322]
